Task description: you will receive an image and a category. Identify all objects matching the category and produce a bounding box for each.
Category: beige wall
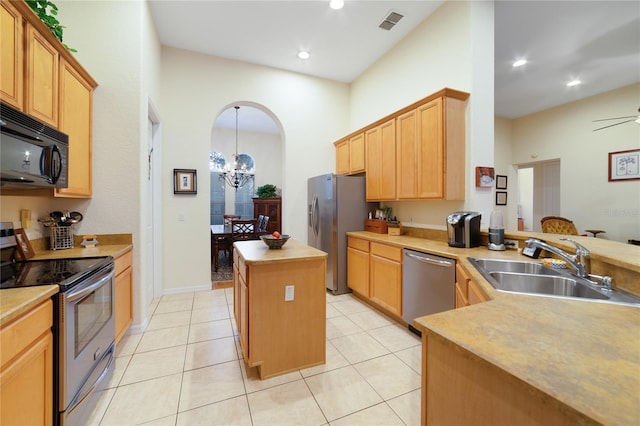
[159,47,350,291]
[506,84,640,242]
[350,0,496,229]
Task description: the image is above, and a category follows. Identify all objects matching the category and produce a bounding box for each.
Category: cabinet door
[240,276,249,360]
[365,126,381,200]
[335,139,349,175]
[468,279,488,305]
[349,132,365,173]
[396,109,417,199]
[115,266,133,343]
[347,246,370,297]
[370,254,402,316]
[0,1,23,109]
[56,58,93,198]
[379,119,396,200]
[366,119,396,201]
[25,23,58,127]
[417,98,444,198]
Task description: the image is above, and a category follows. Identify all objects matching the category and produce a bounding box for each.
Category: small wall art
[174,169,197,194]
[496,175,508,190]
[496,191,507,206]
[475,166,495,187]
[608,149,640,182]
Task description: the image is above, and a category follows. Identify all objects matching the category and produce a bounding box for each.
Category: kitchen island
[233,238,327,379]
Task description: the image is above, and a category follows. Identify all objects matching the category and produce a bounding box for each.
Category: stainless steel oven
[0,222,116,426]
[58,262,115,425]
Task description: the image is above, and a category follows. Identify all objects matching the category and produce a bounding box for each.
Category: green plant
[256,184,278,198]
[26,0,76,52]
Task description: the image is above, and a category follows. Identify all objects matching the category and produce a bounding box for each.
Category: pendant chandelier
[219,106,254,191]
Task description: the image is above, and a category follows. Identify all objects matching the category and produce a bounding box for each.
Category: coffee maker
[447,211,481,248]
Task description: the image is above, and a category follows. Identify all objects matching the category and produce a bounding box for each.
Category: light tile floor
[89,289,422,425]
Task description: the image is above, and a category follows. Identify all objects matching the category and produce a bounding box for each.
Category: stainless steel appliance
[447,211,481,248]
[308,173,376,295]
[0,223,115,426]
[488,210,506,251]
[402,249,455,334]
[0,101,69,189]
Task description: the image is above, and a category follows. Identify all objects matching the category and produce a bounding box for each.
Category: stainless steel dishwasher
[402,249,455,333]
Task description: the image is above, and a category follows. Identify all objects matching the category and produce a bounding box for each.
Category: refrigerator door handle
[310,194,319,238]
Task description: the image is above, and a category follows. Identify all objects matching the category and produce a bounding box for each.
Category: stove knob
[0,229,6,237]
[7,229,14,236]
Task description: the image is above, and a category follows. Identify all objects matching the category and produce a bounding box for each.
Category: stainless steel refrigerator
[308,173,376,295]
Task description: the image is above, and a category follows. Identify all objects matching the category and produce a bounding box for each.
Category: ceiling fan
[592,107,640,131]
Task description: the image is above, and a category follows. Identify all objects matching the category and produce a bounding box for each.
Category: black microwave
[0,102,68,189]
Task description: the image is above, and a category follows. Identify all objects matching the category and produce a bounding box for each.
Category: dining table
[211,222,269,272]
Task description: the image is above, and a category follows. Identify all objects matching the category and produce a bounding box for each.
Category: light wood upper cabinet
[396,109,418,199]
[55,58,94,198]
[335,139,349,175]
[397,96,466,200]
[25,22,59,127]
[349,132,366,173]
[365,119,396,201]
[0,0,23,109]
[334,132,365,175]
[334,88,469,200]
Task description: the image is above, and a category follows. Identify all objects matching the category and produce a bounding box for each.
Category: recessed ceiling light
[329,0,344,10]
[297,51,310,60]
[567,80,581,87]
[512,59,527,67]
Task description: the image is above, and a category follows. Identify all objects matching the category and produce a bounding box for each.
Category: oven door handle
[66,271,113,302]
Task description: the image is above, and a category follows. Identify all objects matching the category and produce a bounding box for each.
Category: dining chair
[258,215,270,233]
[229,219,258,264]
[540,216,580,235]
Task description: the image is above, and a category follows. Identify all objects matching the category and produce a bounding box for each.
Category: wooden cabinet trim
[370,242,402,262]
[0,299,52,366]
[348,236,369,252]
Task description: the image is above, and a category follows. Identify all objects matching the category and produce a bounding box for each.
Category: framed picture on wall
[608,149,640,182]
[475,166,495,187]
[496,175,508,190]
[496,191,507,206]
[14,228,35,259]
[174,169,197,194]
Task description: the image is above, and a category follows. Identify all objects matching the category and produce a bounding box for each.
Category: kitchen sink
[469,258,559,276]
[467,257,640,306]
[488,271,609,300]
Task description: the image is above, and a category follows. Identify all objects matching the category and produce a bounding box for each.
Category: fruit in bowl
[260,232,290,249]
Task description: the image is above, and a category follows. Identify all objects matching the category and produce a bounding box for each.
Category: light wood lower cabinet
[347,237,403,318]
[455,263,487,308]
[347,236,370,297]
[114,250,133,343]
[370,242,402,316]
[0,299,53,426]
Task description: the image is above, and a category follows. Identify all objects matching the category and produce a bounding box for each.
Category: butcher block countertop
[348,230,640,425]
[233,239,327,264]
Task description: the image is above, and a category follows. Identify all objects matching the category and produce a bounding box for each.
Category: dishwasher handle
[405,251,454,267]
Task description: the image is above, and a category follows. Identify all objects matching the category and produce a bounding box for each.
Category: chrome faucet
[524,237,590,277]
[524,237,614,290]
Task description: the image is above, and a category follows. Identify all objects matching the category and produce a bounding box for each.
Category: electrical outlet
[178,212,185,221]
[285,285,294,301]
[504,239,519,250]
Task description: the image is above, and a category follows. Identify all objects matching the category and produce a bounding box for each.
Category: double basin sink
[468,258,640,306]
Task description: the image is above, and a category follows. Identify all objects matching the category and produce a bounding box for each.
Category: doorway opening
[517,160,560,232]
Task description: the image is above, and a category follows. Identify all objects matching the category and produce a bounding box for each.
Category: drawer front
[370,242,402,262]
[1,299,52,366]
[348,236,369,252]
[114,250,133,275]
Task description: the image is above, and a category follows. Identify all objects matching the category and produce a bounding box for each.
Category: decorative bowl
[260,234,290,249]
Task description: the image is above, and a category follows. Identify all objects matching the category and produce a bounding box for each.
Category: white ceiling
[148,0,640,130]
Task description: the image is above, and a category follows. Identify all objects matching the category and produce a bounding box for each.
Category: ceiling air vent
[379,11,404,31]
